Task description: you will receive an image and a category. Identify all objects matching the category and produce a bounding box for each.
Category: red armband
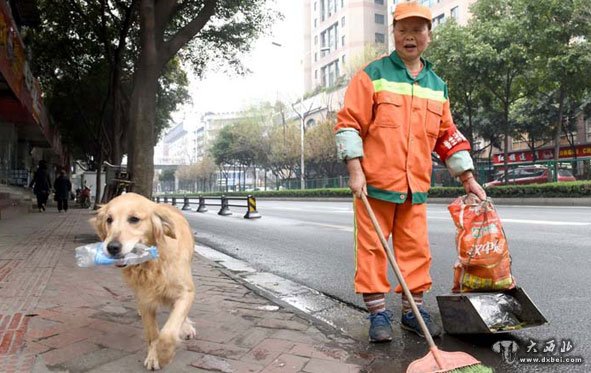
[434,128,471,162]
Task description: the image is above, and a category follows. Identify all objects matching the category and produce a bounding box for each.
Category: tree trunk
[105,71,125,165]
[94,151,102,208]
[465,93,474,154]
[111,84,124,164]
[128,71,158,197]
[99,0,135,165]
[502,102,510,185]
[128,0,159,198]
[552,88,565,182]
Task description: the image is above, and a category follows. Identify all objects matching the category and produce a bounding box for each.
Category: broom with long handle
[360,193,490,373]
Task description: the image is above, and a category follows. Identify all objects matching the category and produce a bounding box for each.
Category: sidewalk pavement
[0,207,387,373]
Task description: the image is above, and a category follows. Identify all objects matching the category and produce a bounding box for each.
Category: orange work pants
[353,196,432,294]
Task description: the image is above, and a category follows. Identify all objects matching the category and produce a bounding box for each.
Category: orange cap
[393,1,432,23]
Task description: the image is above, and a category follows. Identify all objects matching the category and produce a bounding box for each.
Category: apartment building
[154,123,193,165]
[303,0,389,93]
[195,111,255,160]
[154,111,253,166]
[386,0,476,50]
[301,0,476,103]
[387,0,475,27]
[418,0,476,27]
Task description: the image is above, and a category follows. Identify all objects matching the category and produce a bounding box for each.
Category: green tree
[176,163,198,184]
[234,104,275,190]
[305,120,345,178]
[176,156,217,192]
[195,156,218,192]
[30,0,278,198]
[521,0,591,178]
[158,168,176,192]
[230,120,265,191]
[30,0,138,165]
[426,20,483,149]
[469,0,534,181]
[29,0,190,202]
[44,66,108,169]
[474,97,505,163]
[210,124,236,192]
[344,43,387,79]
[128,0,278,197]
[155,58,191,143]
[512,94,557,161]
[264,121,301,188]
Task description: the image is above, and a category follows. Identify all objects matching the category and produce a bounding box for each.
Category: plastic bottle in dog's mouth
[75,242,159,267]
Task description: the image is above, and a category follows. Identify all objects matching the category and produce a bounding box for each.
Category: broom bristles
[446,363,494,373]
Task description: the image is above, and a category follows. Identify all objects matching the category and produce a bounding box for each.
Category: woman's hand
[460,172,486,201]
[347,158,367,198]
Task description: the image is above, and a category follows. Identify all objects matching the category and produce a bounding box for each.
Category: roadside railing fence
[154,194,261,219]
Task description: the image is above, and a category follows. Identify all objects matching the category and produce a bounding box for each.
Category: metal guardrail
[154,195,261,219]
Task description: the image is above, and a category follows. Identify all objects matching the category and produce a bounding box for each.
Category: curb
[194,245,369,343]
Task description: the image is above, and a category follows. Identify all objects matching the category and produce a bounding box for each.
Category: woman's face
[394,17,432,64]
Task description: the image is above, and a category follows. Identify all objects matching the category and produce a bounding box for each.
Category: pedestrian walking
[53,169,72,212]
[29,160,51,212]
[334,1,487,343]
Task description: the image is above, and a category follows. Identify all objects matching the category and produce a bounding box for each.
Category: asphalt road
[183,199,590,372]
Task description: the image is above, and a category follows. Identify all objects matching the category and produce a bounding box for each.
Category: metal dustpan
[436,287,548,334]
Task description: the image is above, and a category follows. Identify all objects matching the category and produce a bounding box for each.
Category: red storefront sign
[0,1,43,126]
[0,2,62,157]
[492,144,591,165]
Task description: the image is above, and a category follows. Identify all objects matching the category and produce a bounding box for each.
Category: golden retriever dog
[92,192,195,370]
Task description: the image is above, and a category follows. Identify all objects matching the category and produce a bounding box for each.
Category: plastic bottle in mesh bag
[75,242,159,267]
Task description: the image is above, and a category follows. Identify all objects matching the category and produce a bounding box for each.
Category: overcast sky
[172,1,304,127]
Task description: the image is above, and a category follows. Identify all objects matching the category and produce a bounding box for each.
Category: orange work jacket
[335,52,470,204]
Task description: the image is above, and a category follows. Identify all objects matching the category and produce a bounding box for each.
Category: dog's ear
[91,205,108,240]
[151,206,177,240]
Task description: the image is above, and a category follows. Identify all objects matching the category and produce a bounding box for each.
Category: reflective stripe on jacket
[335,52,471,204]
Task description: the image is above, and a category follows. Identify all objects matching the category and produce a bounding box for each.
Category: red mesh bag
[447,195,516,293]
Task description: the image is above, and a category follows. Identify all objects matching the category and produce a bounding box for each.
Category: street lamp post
[299,111,305,190]
[292,100,312,190]
[273,41,325,190]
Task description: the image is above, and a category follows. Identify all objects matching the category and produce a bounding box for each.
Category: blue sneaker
[401,306,442,338]
[368,310,394,343]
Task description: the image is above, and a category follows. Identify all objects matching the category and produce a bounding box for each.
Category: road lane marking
[186,209,588,227]
[499,218,590,226]
[261,206,352,213]
[429,216,590,226]
[302,222,353,232]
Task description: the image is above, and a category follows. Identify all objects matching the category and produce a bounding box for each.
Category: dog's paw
[144,345,160,370]
[180,319,197,340]
[156,333,177,366]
